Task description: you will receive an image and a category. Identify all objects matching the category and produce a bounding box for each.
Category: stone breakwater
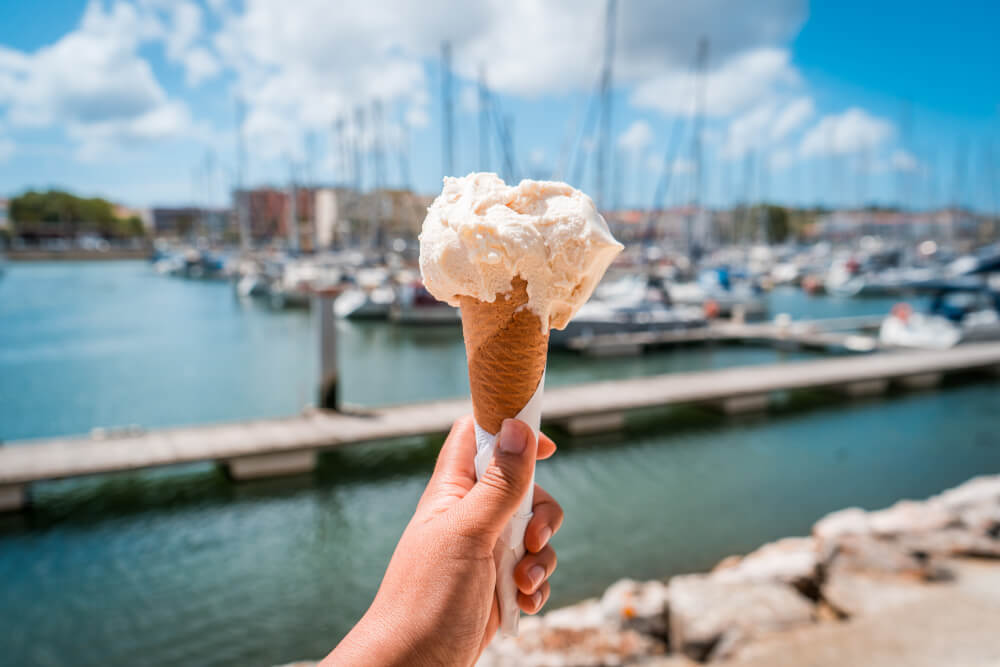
[278,475,1000,667]
[478,474,1000,666]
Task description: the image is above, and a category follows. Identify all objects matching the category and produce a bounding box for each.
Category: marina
[0,1,998,663]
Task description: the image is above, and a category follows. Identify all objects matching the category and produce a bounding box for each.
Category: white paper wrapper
[472,371,545,637]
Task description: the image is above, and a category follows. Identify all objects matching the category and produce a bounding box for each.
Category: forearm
[322,600,433,667]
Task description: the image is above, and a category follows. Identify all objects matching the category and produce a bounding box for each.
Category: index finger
[537,432,557,460]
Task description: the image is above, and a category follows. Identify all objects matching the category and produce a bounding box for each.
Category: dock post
[899,373,943,390]
[315,291,339,411]
[836,379,889,397]
[223,451,318,481]
[562,412,626,435]
[718,393,770,415]
[0,484,27,512]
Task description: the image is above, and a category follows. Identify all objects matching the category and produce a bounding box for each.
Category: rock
[667,575,815,662]
[823,533,944,579]
[640,657,699,667]
[479,594,668,667]
[821,569,934,618]
[599,579,670,641]
[711,537,819,598]
[820,533,951,618]
[900,527,1000,559]
[542,599,606,630]
[815,600,845,622]
[867,500,957,537]
[957,503,1000,536]
[812,508,870,560]
[932,475,1000,512]
[479,624,666,667]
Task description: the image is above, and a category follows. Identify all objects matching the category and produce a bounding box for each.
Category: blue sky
[0,0,997,213]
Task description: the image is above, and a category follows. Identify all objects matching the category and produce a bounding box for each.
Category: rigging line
[643,40,705,229]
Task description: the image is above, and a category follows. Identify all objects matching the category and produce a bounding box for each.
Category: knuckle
[479,460,527,499]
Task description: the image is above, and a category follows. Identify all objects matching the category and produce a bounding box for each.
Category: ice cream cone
[459,276,548,636]
[459,277,549,434]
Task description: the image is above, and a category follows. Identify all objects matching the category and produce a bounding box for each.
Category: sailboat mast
[235,97,251,253]
[595,0,618,210]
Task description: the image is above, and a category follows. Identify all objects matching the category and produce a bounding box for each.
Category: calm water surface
[0,262,992,667]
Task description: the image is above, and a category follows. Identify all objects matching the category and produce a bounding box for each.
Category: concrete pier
[2,342,1000,511]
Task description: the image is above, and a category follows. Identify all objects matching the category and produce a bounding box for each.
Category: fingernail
[528,565,546,589]
[538,526,553,549]
[499,420,528,454]
[531,590,543,609]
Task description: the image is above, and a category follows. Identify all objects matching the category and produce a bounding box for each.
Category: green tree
[10,189,145,238]
[764,205,790,243]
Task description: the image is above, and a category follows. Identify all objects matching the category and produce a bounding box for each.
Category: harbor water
[1,261,998,667]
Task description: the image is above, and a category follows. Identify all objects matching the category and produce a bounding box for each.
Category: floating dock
[2,342,1000,511]
[564,315,886,356]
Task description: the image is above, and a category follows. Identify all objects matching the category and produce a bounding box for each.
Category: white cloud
[209,0,805,162]
[799,107,894,157]
[770,148,795,169]
[719,95,814,161]
[671,157,695,174]
[181,47,220,86]
[0,2,166,128]
[646,154,693,174]
[152,1,221,85]
[405,106,430,129]
[0,0,197,158]
[617,120,653,153]
[214,0,433,158]
[770,96,813,141]
[70,100,192,161]
[700,127,722,145]
[204,0,231,13]
[631,48,799,117]
[891,148,919,172]
[454,0,804,97]
[721,103,776,159]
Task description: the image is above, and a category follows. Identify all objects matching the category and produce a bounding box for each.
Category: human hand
[325,416,564,667]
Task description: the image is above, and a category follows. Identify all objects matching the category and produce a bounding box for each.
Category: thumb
[455,419,537,543]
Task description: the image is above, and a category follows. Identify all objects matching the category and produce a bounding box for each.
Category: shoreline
[4,248,151,261]
[281,474,1000,666]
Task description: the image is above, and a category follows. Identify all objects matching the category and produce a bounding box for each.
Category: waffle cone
[459,277,549,434]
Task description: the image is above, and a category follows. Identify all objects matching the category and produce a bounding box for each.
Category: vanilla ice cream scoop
[419,172,623,330]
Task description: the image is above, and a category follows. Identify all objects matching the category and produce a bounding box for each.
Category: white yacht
[390,282,460,325]
[335,267,396,320]
[879,287,1000,349]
